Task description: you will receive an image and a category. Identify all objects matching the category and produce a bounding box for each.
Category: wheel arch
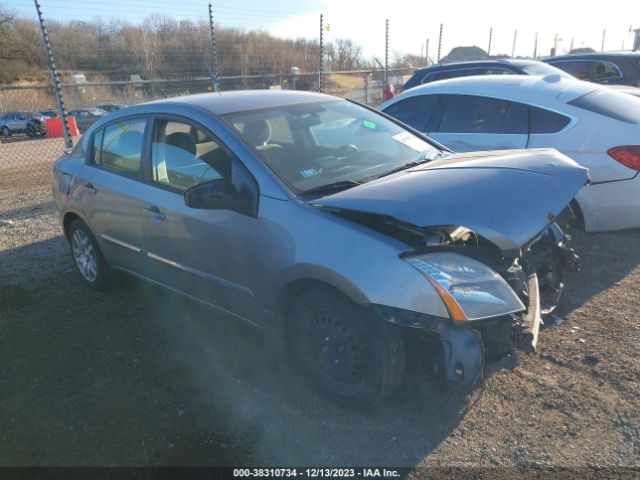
[62,211,83,239]
[569,198,585,231]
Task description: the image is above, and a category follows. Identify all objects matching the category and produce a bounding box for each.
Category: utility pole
[437,23,443,62]
[533,32,538,58]
[601,29,606,52]
[425,38,430,64]
[488,27,493,56]
[511,29,518,57]
[570,37,574,52]
[208,3,220,92]
[34,0,71,149]
[319,13,324,92]
[384,18,389,88]
[553,33,559,56]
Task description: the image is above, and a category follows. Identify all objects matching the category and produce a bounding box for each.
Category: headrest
[242,119,272,146]
[166,131,196,155]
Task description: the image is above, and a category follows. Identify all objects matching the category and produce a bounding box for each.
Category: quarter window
[93,118,146,176]
[438,95,528,134]
[150,120,234,191]
[529,107,571,134]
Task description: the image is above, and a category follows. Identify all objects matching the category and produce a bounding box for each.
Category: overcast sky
[6,0,639,60]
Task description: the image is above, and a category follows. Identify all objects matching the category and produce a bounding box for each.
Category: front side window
[590,61,622,80]
[150,120,234,191]
[382,95,440,132]
[224,100,442,195]
[438,95,528,134]
[93,118,146,176]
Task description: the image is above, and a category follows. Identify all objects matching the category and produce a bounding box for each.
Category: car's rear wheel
[288,286,405,408]
[68,219,112,290]
[26,124,37,137]
[1,126,10,137]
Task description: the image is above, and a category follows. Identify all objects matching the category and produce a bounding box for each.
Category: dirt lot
[1,170,640,470]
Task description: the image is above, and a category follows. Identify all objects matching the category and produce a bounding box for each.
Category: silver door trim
[146,251,256,299]
[101,233,142,253]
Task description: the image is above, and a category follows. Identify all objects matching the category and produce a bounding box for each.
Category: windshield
[223,100,442,195]
[520,62,573,79]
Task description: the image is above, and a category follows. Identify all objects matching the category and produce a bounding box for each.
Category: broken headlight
[404,252,526,321]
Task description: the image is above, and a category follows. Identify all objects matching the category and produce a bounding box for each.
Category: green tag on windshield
[362,120,376,130]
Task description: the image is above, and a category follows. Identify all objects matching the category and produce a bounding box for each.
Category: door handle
[144,205,165,222]
[84,182,97,195]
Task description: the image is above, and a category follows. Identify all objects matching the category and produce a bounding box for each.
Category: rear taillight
[607,146,640,171]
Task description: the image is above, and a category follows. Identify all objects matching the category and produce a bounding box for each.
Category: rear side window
[93,118,146,176]
[568,89,640,124]
[438,95,528,134]
[551,60,589,80]
[530,107,571,134]
[382,95,440,132]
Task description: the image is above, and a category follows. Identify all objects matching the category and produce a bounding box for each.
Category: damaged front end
[352,214,579,387]
[309,148,588,387]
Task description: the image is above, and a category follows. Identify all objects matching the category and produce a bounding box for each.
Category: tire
[68,219,113,290]
[1,126,10,137]
[288,286,405,409]
[26,124,36,137]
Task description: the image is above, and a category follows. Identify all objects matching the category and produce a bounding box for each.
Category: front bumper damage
[374,273,544,387]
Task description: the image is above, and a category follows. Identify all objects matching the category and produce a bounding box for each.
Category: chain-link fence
[0,69,410,192]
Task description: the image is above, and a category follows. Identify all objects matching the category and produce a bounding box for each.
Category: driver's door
[136,117,260,321]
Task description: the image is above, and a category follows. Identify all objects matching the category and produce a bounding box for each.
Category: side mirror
[184,178,256,216]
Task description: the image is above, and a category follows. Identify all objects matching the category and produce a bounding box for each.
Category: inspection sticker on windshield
[299,168,320,178]
[392,131,430,152]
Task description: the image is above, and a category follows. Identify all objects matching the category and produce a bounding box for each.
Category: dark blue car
[543,52,640,87]
[400,59,571,92]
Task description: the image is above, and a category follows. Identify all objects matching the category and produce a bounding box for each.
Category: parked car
[380,75,640,233]
[39,109,59,118]
[400,59,573,92]
[96,104,127,112]
[67,108,108,133]
[0,111,46,137]
[543,52,640,87]
[52,91,586,407]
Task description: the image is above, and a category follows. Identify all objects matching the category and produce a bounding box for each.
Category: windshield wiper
[302,180,362,196]
[374,150,451,180]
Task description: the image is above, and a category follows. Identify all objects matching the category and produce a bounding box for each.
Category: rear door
[136,117,260,321]
[80,117,149,273]
[428,94,529,152]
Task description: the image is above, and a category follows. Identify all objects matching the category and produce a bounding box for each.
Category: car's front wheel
[68,219,112,290]
[288,286,405,408]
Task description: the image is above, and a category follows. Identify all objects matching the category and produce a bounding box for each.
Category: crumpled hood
[309,148,589,252]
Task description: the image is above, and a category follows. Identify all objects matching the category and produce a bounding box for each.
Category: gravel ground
[1,179,639,471]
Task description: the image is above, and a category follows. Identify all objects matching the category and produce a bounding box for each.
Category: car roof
[384,74,598,107]
[545,51,640,61]
[146,90,340,116]
[411,58,540,74]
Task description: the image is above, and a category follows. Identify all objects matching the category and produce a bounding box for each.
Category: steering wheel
[337,144,359,157]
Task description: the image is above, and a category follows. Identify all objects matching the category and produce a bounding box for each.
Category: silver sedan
[52,90,587,408]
